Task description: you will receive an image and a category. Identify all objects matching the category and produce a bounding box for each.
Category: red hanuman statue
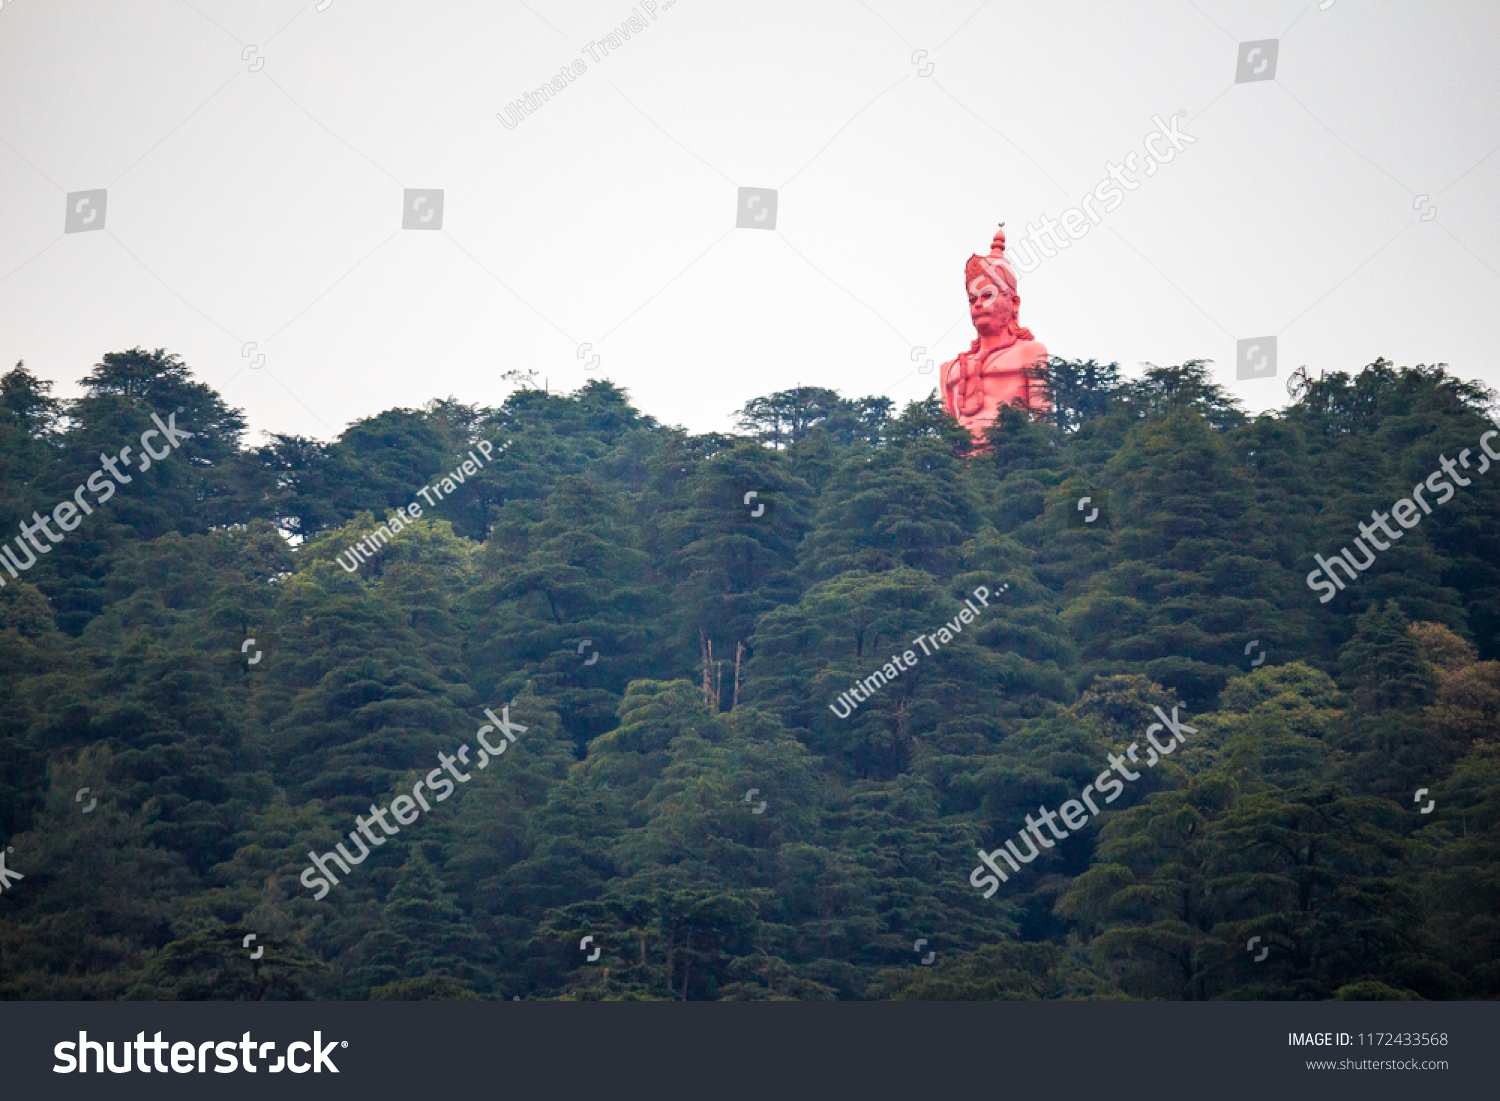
[939,223,1050,441]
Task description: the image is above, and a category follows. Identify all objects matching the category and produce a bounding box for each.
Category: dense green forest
[1,347,1497,1001]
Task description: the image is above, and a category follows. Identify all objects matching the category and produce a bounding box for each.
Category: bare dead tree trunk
[701,629,726,711]
[700,629,712,709]
[679,927,692,1001]
[732,641,744,710]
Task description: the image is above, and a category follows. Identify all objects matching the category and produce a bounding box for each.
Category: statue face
[968,280,1018,339]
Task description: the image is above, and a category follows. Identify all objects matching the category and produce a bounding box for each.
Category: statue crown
[965,222,1017,297]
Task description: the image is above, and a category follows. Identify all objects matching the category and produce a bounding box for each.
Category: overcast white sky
[2,0,1498,442]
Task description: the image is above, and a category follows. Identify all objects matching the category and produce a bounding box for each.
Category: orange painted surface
[940,225,1050,441]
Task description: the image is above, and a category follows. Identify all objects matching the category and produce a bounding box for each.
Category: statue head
[963,224,1030,344]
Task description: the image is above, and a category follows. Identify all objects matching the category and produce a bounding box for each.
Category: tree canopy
[1,351,1496,1001]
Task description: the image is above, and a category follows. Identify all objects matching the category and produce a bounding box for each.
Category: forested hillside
[1,348,1497,1001]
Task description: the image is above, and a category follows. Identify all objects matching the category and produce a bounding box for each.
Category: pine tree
[343,845,495,997]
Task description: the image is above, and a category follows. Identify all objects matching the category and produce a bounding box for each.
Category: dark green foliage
[1338,600,1437,713]
[1030,357,1122,435]
[1,350,1495,1001]
[736,386,891,450]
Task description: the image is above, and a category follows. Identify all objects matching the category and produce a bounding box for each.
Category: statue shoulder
[1018,339,1048,363]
